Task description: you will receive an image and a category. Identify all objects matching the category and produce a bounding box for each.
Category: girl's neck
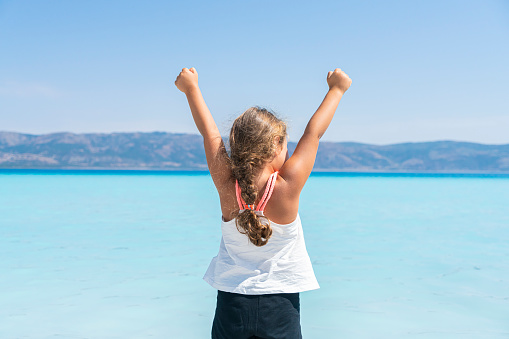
[254,165,277,188]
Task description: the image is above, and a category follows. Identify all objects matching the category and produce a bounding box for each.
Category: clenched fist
[327,68,352,94]
[175,67,199,94]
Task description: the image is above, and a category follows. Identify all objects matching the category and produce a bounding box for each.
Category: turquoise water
[1,170,508,338]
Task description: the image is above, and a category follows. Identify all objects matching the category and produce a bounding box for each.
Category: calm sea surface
[1,170,508,339]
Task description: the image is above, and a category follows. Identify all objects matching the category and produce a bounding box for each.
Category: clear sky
[1,0,508,145]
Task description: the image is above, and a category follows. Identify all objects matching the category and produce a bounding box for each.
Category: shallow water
[1,170,508,338]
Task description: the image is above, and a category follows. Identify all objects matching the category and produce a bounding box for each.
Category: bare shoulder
[277,135,319,199]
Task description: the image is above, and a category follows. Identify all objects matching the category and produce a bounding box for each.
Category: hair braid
[229,106,286,246]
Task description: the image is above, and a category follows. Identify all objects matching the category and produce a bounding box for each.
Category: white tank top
[203,172,320,295]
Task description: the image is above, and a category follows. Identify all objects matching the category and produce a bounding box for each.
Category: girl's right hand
[327,68,352,94]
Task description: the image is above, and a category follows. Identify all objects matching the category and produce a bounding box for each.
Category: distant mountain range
[1,131,508,173]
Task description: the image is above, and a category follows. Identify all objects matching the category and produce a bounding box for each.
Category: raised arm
[280,68,352,193]
[174,67,231,189]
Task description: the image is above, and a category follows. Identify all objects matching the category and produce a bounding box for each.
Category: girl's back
[205,176,317,295]
[219,172,296,225]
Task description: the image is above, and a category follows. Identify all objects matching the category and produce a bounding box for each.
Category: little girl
[175,67,352,339]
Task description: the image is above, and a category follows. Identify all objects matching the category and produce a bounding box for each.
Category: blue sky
[0,0,508,145]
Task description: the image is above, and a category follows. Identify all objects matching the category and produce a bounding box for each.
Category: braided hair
[229,106,287,246]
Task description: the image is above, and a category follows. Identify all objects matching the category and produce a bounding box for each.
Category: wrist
[328,86,345,96]
[185,85,200,96]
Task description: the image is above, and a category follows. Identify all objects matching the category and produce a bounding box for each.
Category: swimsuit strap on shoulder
[235,180,246,210]
[235,171,279,212]
[256,171,278,212]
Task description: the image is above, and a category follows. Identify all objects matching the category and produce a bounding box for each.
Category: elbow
[304,125,324,141]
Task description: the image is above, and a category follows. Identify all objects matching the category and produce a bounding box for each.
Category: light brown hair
[229,106,287,246]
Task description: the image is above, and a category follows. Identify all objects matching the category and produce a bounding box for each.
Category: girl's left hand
[175,67,199,94]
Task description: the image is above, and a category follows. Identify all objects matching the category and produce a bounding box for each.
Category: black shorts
[211,290,302,339]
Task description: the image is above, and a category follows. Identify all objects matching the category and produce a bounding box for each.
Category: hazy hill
[1,131,508,172]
